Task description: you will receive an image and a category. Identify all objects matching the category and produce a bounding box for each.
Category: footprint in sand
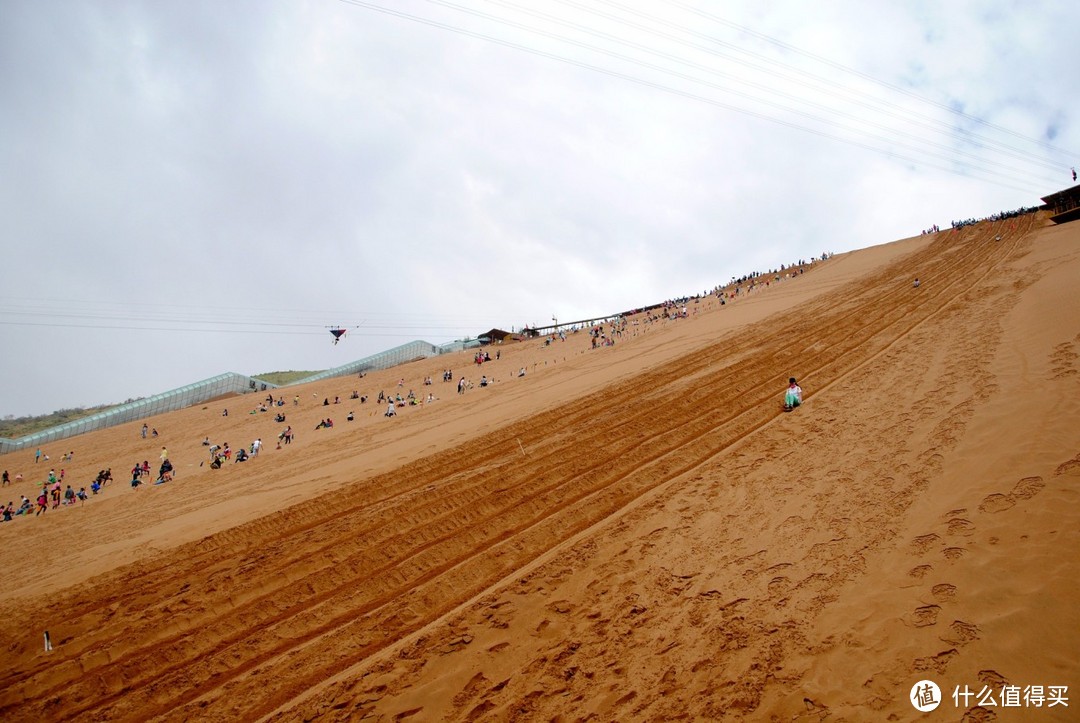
[931,583,957,602]
[467,701,495,717]
[979,476,1045,513]
[912,648,958,675]
[767,576,791,598]
[942,620,980,646]
[1012,476,1044,499]
[911,534,941,554]
[909,564,934,579]
[978,670,1008,687]
[947,518,976,536]
[911,605,941,627]
[979,493,1014,513]
[942,547,966,560]
[1055,453,1080,476]
[1048,342,1079,379]
[452,672,491,707]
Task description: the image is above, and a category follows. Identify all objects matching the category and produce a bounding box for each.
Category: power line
[0,296,494,324]
[0,310,489,332]
[665,0,1078,161]
[0,297,499,331]
[0,320,480,338]
[457,0,1062,184]
[338,0,1058,193]
[549,0,1072,173]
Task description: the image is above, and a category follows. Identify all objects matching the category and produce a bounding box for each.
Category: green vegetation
[0,404,124,439]
[0,371,323,440]
[252,370,324,386]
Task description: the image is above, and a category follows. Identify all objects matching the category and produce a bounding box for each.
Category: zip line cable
[0,309,489,332]
[0,296,492,323]
[440,0,1062,185]
[665,0,1078,161]
[0,320,473,337]
[0,297,498,332]
[338,0,1056,193]
[546,0,1072,173]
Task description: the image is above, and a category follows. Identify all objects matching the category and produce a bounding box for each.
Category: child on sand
[783,377,803,412]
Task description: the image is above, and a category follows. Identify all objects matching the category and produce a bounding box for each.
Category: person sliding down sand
[783,377,803,412]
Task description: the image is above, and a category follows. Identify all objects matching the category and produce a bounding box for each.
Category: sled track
[0,218,1034,721]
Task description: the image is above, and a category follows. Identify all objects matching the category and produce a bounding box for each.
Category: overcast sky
[1,0,1077,419]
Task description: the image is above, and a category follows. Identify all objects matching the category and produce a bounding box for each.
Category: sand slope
[1,213,1077,721]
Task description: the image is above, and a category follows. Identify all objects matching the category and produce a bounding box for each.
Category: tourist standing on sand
[35,448,41,464]
[784,378,803,411]
[141,424,148,439]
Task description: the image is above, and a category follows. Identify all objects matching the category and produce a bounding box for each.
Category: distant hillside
[0,372,323,441]
[252,370,324,386]
[0,403,126,439]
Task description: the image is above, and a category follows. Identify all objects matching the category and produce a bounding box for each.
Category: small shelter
[1042,184,1080,224]
[478,328,515,343]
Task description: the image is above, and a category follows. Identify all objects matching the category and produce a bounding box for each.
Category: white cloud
[0,0,1076,417]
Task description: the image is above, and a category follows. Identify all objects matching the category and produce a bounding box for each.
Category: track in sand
[0,215,1046,721]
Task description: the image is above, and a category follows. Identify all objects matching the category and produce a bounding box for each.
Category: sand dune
[1,213,1077,721]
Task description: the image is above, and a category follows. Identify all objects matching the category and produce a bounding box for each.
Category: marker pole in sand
[517,439,527,457]
[44,631,52,652]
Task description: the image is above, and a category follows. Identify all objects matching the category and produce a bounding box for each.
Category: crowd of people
[4,252,835,527]
[721,255,830,291]
[5,421,283,519]
[589,319,625,348]
[0,335,514,525]
[949,205,1040,229]
[207,436,266,468]
[708,255,827,303]
[3,466,115,520]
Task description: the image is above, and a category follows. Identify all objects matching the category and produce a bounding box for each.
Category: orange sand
[0,213,1077,721]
